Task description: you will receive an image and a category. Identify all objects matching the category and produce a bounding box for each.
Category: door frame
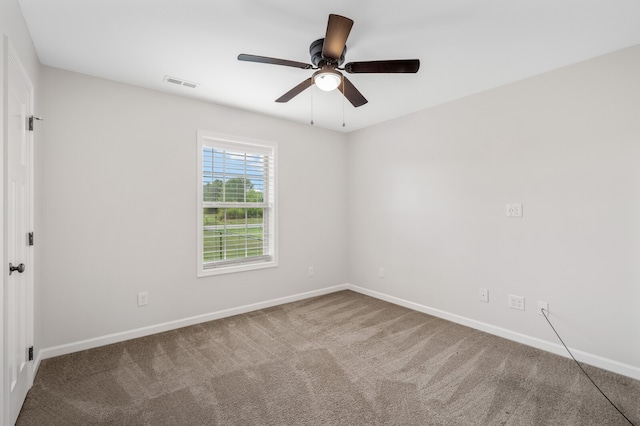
[1,35,36,426]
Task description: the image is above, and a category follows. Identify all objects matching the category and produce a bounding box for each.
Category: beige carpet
[17,290,640,425]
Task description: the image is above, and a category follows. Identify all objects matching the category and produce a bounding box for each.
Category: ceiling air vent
[163,75,199,89]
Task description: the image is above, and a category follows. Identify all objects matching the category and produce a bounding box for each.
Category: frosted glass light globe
[314,70,342,91]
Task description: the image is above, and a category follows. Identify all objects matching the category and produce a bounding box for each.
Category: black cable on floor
[540,308,636,426]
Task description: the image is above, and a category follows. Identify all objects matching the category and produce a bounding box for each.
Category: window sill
[197,260,278,277]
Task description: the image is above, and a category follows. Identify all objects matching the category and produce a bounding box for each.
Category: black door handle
[9,263,25,275]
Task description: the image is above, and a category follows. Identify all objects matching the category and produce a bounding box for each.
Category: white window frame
[197,131,277,277]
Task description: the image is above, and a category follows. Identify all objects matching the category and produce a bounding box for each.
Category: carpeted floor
[17,290,640,425]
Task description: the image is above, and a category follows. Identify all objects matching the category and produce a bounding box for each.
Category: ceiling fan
[238,14,420,107]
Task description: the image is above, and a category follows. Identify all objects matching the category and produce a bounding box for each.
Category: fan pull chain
[310,87,314,125]
[342,91,346,127]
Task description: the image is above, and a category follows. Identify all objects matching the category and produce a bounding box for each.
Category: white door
[7,47,34,426]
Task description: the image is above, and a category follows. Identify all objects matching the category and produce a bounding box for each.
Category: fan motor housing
[309,38,346,67]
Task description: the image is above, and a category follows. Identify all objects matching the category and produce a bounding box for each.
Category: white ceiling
[17,0,640,132]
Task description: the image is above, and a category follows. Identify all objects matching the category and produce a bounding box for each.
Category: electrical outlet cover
[537,301,549,315]
[479,288,489,303]
[508,294,525,311]
[137,292,148,307]
[506,203,523,217]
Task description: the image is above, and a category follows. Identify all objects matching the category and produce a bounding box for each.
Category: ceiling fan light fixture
[313,69,342,91]
[238,14,418,107]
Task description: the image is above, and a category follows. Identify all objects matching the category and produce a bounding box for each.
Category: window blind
[199,134,276,273]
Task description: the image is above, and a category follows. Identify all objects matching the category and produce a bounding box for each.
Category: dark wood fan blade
[339,76,368,107]
[322,14,353,60]
[238,54,313,70]
[344,59,420,74]
[275,78,313,103]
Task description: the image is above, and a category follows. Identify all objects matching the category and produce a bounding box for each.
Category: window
[197,131,277,276]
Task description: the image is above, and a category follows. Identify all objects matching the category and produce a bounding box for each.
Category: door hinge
[28,115,43,131]
[28,232,34,246]
[28,346,34,361]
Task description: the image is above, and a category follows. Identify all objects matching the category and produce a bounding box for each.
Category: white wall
[39,66,348,349]
[29,34,640,380]
[347,46,640,374]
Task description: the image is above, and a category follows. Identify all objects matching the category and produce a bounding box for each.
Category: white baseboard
[38,282,639,381]
[345,284,640,381]
[38,284,349,361]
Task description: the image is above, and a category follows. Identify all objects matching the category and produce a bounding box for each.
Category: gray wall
[39,46,640,379]
[7,0,640,382]
[39,67,349,348]
[347,45,640,373]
